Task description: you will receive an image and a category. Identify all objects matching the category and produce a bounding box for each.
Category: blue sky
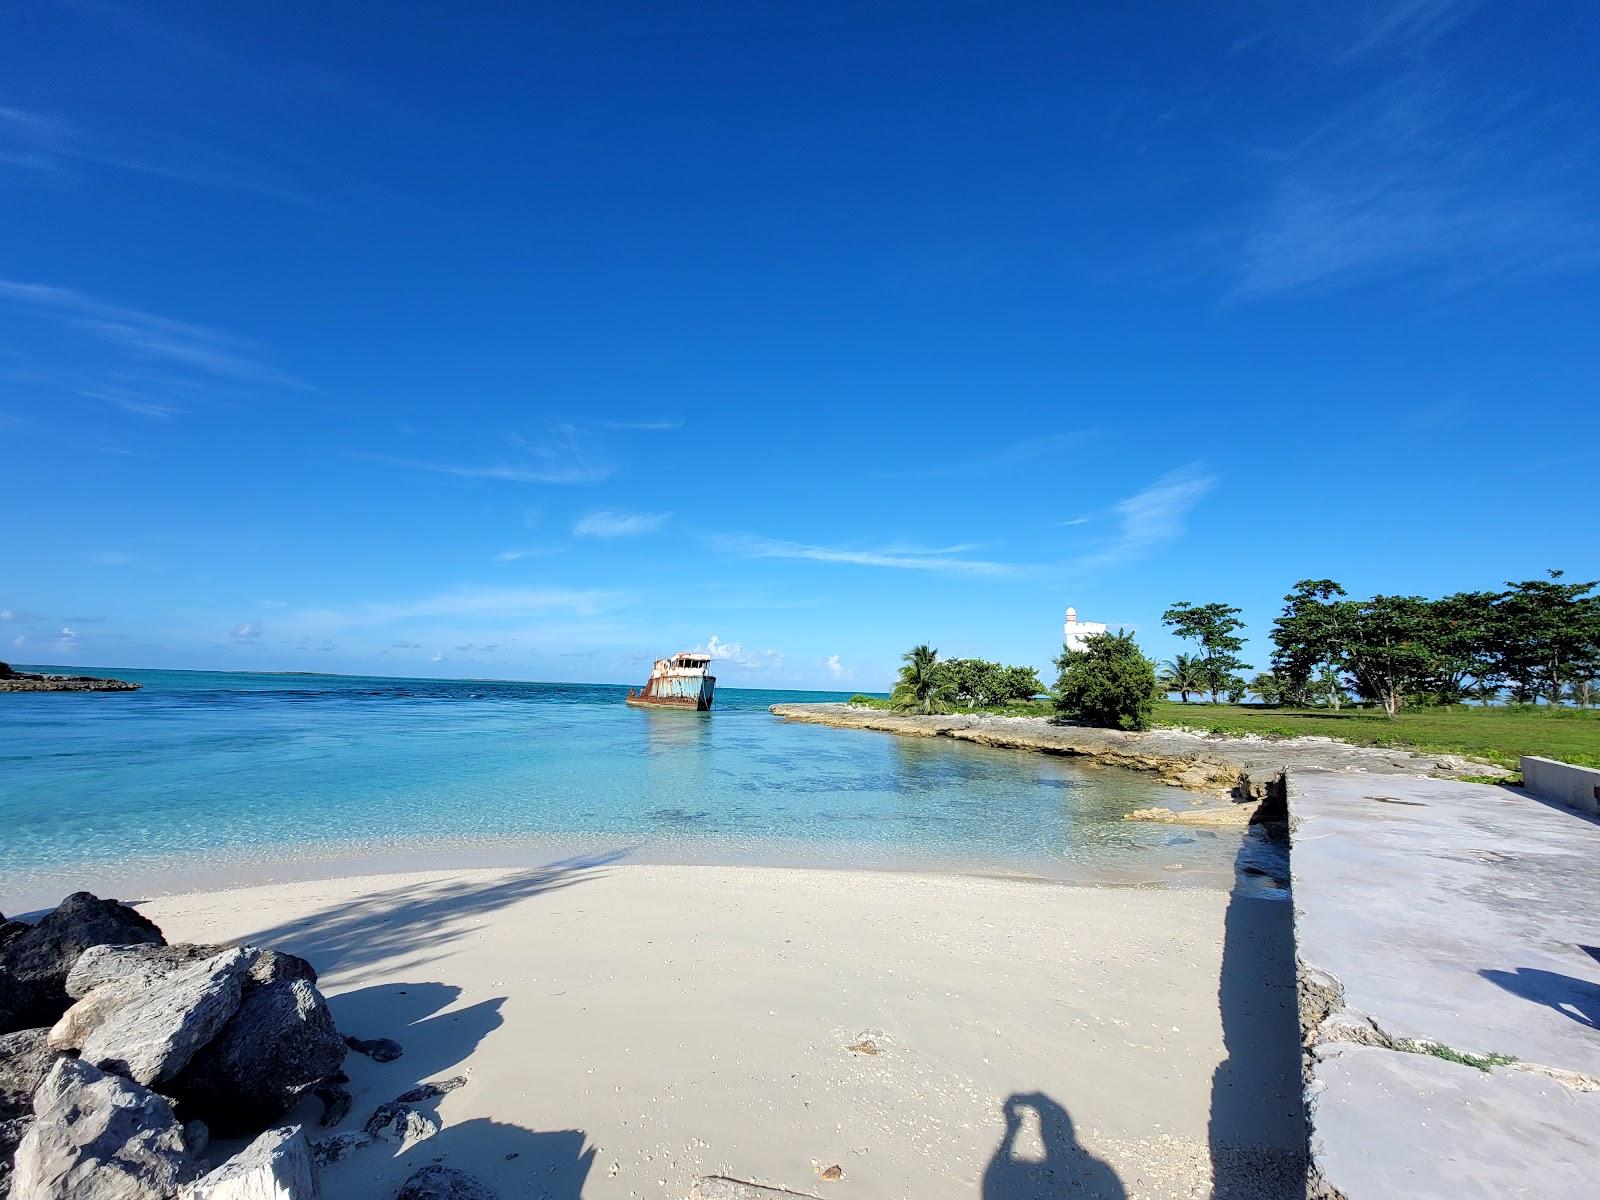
[2,1,1596,690]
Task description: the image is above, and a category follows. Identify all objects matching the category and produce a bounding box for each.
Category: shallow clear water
[1,668,1259,908]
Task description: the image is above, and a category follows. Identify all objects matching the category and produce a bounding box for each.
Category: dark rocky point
[395,1165,498,1200]
[0,662,141,692]
[0,892,164,1034]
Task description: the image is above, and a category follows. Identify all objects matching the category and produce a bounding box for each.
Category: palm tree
[1158,654,1204,703]
[891,643,953,715]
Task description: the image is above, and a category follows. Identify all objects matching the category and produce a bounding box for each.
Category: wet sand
[140,861,1306,1199]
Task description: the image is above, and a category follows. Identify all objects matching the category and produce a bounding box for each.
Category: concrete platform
[1290,770,1600,1197]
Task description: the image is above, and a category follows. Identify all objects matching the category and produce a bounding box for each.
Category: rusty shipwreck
[625,651,716,710]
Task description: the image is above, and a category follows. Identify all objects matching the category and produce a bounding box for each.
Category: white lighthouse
[1062,606,1108,653]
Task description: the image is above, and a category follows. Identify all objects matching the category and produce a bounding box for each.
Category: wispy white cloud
[493,547,561,562]
[1071,466,1215,570]
[230,621,262,640]
[714,534,1020,576]
[825,653,850,681]
[367,428,611,486]
[0,105,311,204]
[1342,0,1473,60]
[573,509,670,538]
[1211,37,1599,299]
[289,586,619,634]
[899,432,1093,479]
[596,418,683,432]
[0,280,305,388]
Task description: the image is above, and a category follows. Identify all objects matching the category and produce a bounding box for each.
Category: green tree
[1249,671,1285,705]
[1054,630,1160,731]
[890,643,954,715]
[1341,595,1439,719]
[1270,580,1348,706]
[1491,571,1600,706]
[995,664,1045,701]
[927,658,1043,708]
[1161,601,1250,703]
[1428,590,1500,705]
[1158,653,1205,703]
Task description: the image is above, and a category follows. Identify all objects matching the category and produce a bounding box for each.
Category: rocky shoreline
[0,892,493,1200]
[768,703,1509,797]
[0,663,140,693]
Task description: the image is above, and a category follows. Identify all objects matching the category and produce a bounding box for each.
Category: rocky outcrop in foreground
[0,663,140,693]
[0,891,498,1200]
[769,703,1509,795]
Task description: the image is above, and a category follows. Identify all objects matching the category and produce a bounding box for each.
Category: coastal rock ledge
[0,663,139,693]
[768,703,1508,794]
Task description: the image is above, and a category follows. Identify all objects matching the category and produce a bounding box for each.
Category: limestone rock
[394,1165,497,1200]
[343,1035,402,1063]
[364,1102,438,1147]
[309,1130,373,1167]
[0,894,163,1034]
[178,1125,319,1200]
[72,948,248,1087]
[0,1028,54,1119]
[67,944,315,1002]
[11,1056,204,1200]
[172,979,345,1134]
[2,1115,34,1198]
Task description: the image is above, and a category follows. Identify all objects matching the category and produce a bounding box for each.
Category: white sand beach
[140,862,1305,1199]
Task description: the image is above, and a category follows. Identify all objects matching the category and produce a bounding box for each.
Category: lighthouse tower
[1062,606,1109,653]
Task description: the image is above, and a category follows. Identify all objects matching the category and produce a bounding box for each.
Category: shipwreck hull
[626,674,716,710]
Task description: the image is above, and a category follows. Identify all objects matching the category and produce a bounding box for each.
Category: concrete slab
[1292,770,1600,1074]
[1291,770,1600,1197]
[1308,1042,1600,1199]
[1523,755,1600,817]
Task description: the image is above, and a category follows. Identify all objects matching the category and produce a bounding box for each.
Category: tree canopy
[1054,630,1160,731]
[1160,601,1250,703]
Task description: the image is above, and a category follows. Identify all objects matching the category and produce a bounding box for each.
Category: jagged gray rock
[364,1102,437,1147]
[11,1056,204,1200]
[0,893,164,1034]
[67,945,315,1002]
[2,1115,34,1198]
[178,1125,319,1200]
[342,1035,402,1063]
[172,979,345,1133]
[394,1166,497,1200]
[0,1028,53,1119]
[309,1130,373,1167]
[68,948,249,1087]
[312,1082,350,1127]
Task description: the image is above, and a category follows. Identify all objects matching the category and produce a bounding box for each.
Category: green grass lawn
[1148,701,1599,770]
[844,694,1597,769]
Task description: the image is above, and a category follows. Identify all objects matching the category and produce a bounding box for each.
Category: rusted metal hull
[626,673,716,710]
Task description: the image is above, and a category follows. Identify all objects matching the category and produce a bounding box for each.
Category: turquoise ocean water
[1,668,1258,909]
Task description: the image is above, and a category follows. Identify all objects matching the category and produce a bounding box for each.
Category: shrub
[1054,630,1160,731]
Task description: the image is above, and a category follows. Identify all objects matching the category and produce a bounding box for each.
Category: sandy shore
[138,862,1305,1199]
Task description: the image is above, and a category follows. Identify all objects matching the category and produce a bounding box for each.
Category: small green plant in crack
[1392,1038,1517,1072]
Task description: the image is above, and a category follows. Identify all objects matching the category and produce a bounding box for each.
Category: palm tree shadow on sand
[981,1092,1124,1200]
